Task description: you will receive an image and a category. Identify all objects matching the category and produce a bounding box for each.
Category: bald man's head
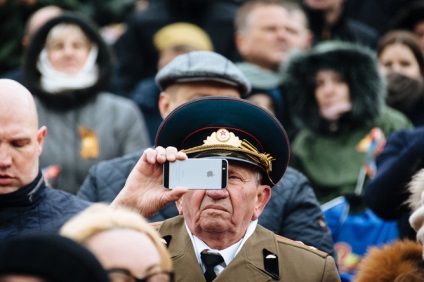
[0,79,39,127]
[0,79,47,194]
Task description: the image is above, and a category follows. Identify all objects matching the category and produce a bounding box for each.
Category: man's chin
[199,214,230,232]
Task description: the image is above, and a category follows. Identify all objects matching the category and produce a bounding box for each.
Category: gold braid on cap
[181,129,276,185]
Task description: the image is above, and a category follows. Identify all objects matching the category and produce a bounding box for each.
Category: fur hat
[282,41,386,132]
[354,240,424,282]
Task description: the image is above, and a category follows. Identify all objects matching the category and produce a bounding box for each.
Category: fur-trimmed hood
[23,12,113,110]
[354,240,424,282]
[282,41,386,133]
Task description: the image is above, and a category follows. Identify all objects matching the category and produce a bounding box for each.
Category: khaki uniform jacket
[156,216,340,282]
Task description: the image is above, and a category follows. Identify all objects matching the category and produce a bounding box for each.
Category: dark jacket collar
[0,171,44,208]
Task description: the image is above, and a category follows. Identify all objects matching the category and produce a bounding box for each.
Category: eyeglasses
[107,268,174,282]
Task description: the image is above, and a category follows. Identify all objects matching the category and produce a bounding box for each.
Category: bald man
[0,79,90,239]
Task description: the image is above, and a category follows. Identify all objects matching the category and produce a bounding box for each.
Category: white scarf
[37,45,99,94]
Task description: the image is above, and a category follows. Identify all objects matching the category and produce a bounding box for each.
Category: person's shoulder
[379,105,413,126]
[255,225,331,259]
[274,233,331,259]
[99,150,142,167]
[43,187,91,209]
[88,150,143,179]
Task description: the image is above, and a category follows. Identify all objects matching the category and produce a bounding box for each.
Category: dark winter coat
[77,150,337,258]
[365,127,424,239]
[0,172,91,240]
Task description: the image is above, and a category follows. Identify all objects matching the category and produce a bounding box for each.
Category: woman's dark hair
[377,30,424,76]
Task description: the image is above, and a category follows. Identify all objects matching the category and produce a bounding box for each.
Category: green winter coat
[291,106,413,204]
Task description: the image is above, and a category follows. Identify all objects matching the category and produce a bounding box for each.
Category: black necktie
[201,251,224,282]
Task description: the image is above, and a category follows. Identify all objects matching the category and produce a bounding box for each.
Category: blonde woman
[60,203,173,282]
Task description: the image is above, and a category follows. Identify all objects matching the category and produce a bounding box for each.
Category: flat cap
[155,51,251,96]
[155,96,289,186]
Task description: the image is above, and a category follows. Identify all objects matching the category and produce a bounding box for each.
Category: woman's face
[379,43,422,79]
[85,229,165,282]
[314,70,352,121]
[46,26,91,75]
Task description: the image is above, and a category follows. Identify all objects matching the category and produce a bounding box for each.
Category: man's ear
[252,185,271,220]
[158,92,171,119]
[235,32,248,57]
[37,126,47,156]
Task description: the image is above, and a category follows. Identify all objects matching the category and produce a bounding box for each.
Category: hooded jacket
[23,13,150,194]
[282,41,412,203]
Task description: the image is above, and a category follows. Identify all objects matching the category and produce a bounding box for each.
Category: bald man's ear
[37,126,47,155]
[158,92,172,119]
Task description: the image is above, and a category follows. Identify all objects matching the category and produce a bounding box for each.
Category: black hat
[0,233,109,282]
[155,51,251,97]
[155,96,289,186]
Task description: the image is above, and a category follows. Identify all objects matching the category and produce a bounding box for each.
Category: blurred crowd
[3,0,424,281]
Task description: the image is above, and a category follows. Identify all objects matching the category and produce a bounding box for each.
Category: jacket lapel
[216,225,279,281]
[158,216,206,282]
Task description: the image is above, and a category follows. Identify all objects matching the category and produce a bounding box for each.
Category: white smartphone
[163,159,228,189]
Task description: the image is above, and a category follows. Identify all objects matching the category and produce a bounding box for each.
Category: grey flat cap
[155,51,251,96]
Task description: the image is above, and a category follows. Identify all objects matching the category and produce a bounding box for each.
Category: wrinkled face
[237,5,292,70]
[177,162,269,241]
[85,229,163,282]
[46,25,91,74]
[0,95,45,194]
[413,21,424,56]
[379,43,422,79]
[314,70,352,121]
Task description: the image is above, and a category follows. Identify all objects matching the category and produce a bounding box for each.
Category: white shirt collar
[185,220,258,275]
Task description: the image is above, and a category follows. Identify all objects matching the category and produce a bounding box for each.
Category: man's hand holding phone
[111,146,189,218]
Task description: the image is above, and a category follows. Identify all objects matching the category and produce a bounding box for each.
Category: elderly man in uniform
[78,50,336,259]
[112,96,340,281]
[0,79,90,239]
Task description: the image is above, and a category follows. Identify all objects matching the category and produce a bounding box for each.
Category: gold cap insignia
[205,128,241,146]
[182,129,277,185]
